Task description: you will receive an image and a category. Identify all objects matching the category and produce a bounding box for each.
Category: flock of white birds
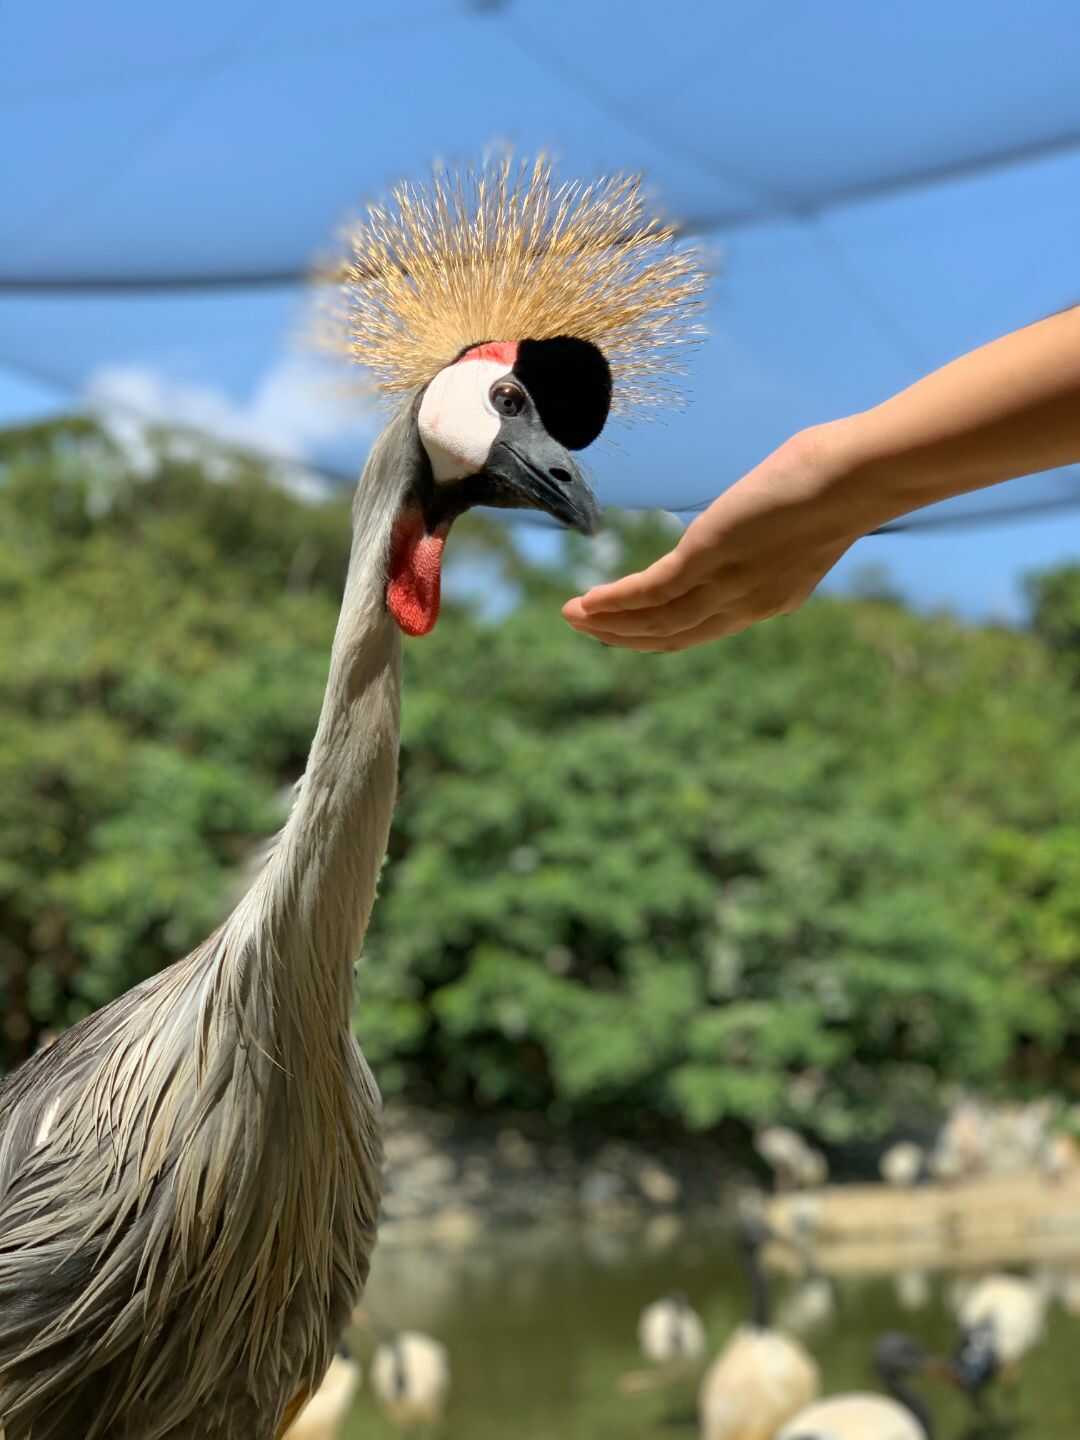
[876,1098,1080,1189]
[637,1248,1057,1440]
[758,1099,1080,1198]
[653,1109,1080,1440]
[286,1101,1080,1438]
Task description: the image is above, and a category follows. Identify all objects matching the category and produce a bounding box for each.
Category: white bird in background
[618,1292,707,1395]
[952,1272,1046,1395]
[638,1293,707,1365]
[930,1099,990,1183]
[958,1273,1046,1369]
[754,1128,828,1192]
[986,1100,1053,1176]
[284,1349,362,1440]
[698,1214,820,1440]
[1040,1129,1080,1184]
[777,1332,941,1440]
[370,1332,450,1427]
[880,1142,925,1188]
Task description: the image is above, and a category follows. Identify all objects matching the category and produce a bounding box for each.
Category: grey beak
[482,435,600,535]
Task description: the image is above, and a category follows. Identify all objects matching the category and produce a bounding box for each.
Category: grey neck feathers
[233,402,422,1026]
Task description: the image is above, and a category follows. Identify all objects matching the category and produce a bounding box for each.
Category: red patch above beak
[387,509,447,637]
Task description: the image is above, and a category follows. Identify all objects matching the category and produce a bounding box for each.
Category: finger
[567,626,683,651]
[565,582,722,638]
[569,612,746,652]
[654,612,753,649]
[572,549,696,615]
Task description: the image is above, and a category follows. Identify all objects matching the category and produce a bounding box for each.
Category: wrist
[776,418,898,536]
[807,410,932,532]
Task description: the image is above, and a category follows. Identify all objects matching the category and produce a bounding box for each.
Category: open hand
[562,426,869,652]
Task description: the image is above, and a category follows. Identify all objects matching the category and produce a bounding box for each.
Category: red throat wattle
[387,510,446,637]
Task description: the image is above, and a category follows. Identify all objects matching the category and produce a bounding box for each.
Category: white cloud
[84,355,377,497]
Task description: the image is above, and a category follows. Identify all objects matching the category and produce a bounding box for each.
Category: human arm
[562,305,1080,650]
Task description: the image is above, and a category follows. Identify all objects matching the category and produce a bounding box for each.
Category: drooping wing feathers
[323,153,707,411]
[0,924,381,1440]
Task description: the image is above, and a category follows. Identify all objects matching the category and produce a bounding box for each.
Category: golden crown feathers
[322,153,708,414]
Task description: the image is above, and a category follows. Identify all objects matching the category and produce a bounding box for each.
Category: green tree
[3,416,1080,1140]
[1028,563,1080,671]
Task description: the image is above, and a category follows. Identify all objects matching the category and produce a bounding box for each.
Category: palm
[563,438,856,650]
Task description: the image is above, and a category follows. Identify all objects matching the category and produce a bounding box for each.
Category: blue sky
[3,1,1080,620]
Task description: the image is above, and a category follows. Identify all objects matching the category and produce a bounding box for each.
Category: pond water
[340,1222,1080,1439]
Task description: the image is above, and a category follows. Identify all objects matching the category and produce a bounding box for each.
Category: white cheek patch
[417,359,510,483]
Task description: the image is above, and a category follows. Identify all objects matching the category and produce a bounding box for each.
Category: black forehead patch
[513,336,612,451]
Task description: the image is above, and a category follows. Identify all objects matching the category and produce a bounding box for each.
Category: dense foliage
[3,418,1080,1140]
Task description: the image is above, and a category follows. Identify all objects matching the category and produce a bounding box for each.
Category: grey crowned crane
[0,155,704,1440]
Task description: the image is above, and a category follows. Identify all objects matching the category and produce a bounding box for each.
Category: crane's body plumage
[0,412,415,1439]
[0,155,703,1440]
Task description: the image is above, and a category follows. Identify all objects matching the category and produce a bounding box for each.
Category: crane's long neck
[233,408,417,1029]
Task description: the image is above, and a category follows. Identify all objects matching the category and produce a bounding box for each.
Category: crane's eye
[489,381,525,417]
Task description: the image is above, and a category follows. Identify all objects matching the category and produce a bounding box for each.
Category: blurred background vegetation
[4,416,1080,1150]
